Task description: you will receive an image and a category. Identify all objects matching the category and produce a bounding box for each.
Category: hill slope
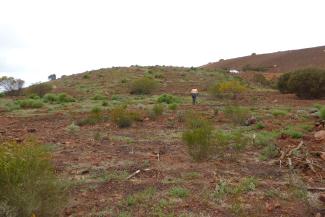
[203,45,325,73]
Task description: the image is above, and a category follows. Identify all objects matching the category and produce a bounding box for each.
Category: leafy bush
[209,80,247,99]
[111,107,134,128]
[278,69,325,99]
[182,115,214,161]
[157,94,180,104]
[277,72,291,93]
[129,77,158,94]
[224,106,250,125]
[15,99,44,109]
[0,140,67,217]
[43,93,75,104]
[26,83,53,97]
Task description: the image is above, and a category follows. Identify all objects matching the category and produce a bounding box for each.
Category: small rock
[315,130,325,141]
[245,116,257,126]
[27,128,37,133]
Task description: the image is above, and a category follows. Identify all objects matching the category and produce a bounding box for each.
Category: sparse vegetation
[26,83,53,97]
[111,106,134,128]
[169,187,189,198]
[224,105,250,125]
[209,80,247,99]
[15,98,44,109]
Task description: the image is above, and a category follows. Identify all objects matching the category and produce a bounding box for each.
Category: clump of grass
[125,187,156,207]
[149,104,164,120]
[77,106,108,126]
[255,122,265,129]
[43,93,75,104]
[0,140,67,217]
[259,144,279,161]
[15,98,43,109]
[92,94,108,100]
[214,129,250,152]
[224,105,250,125]
[65,122,80,134]
[169,187,189,198]
[320,107,325,120]
[168,103,178,110]
[282,127,303,139]
[271,109,288,117]
[102,101,108,106]
[254,131,278,147]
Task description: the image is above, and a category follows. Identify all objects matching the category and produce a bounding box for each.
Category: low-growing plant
[0,92,4,98]
[282,127,303,139]
[149,104,164,120]
[43,93,75,104]
[92,94,108,100]
[320,107,325,120]
[129,77,158,95]
[224,106,250,125]
[102,101,108,106]
[157,94,180,104]
[253,131,278,147]
[65,122,80,135]
[0,140,67,217]
[271,109,288,117]
[169,187,189,198]
[259,144,279,161]
[15,98,44,109]
[168,103,178,110]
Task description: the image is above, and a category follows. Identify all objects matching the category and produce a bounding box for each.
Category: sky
[0,0,325,85]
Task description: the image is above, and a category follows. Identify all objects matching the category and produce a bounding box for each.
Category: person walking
[191,88,198,105]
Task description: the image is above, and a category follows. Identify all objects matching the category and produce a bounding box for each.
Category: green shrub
[129,77,158,94]
[215,129,250,152]
[43,93,75,104]
[224,106,250,125]
[282,128,303,139]
[209,80,247,99]
[182,116,214,161]
[83,74,90,79]
[65,122,80,135]
[277,72,291,93]
[92,94,107,100]
[111,107,133,128]
[169,187,189,198]
[26,83,53,97]
[0,92,5,98]
[28,94,41,100]
[284,68,325,99]
[254,131,278,147]
[15,99,44,109]
[168,103,178,110]
[157,94,180,104]
[0,140,67,217]
[149,104,164,120]
[252,73,271,87]
[259,144,279,161]
[320,107,325,120]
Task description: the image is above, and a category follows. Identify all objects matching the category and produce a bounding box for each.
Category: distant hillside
[203,46,325,73]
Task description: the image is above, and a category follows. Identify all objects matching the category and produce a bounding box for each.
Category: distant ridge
[203,45,325,73]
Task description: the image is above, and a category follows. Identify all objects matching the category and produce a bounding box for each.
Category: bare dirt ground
[1,89,325,217]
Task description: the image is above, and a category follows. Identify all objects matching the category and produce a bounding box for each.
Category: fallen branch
[127,170,141,180]
[307,187,325,191]
[287,141,304,157]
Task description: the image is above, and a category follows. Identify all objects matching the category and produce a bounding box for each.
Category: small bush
[111,107,133,128]
[224,106,250,125]
[277,72,291,93]
[252,73,271,87]
[102,101,108,106]
[0,92,5,98]
[43,93,59,103]
[83,74,90,79]
[215,129,250,152]
[26,83,53,97]
[182,115,214,161]
[129,77,158,95]
[0,140,67,217]
[149,104,164,120]
[15,99,44,109]
[209,80,247,99]
[57,93,75,103]
[157,94,180,104]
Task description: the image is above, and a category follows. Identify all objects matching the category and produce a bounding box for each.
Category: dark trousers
[191,94,197,105]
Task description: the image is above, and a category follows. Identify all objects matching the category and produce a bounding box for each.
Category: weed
[125,187,156,207]
[111,107,133,128]
[255,122,265,129]
[224,106,250,125]
[254,131,278,147]
[149,104,164,120]
[282,127,303,139]
[271,109,288,117]
[92,94,108,100]
[213,179,232,202]
[65,122,80,135]
[259,144,279,161]
[157,94,180,104]
[15,98,43,109]
[168,103,178,110]
[169,187,189,198]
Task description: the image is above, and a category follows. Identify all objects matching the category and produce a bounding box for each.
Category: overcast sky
[1,0,325,85]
